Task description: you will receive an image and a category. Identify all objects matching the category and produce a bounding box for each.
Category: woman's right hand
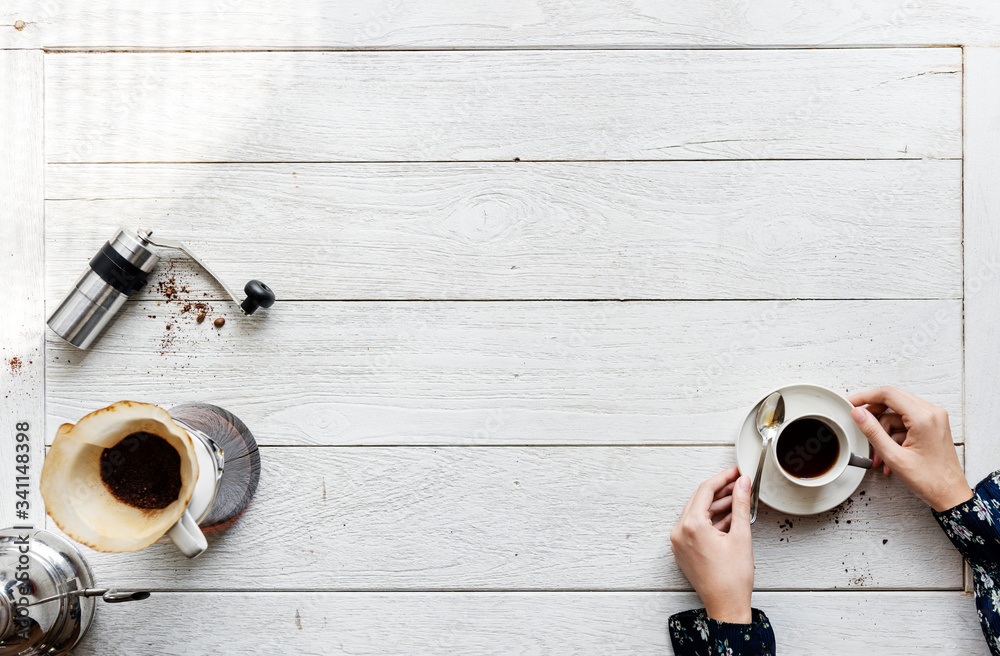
[849,386,972,512]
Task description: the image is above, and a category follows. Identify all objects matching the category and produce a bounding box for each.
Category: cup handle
[166,509,208,558]
[848,452,873,469]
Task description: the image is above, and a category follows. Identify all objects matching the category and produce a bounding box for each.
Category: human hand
[849,386,972,512]
[669,466,754,623]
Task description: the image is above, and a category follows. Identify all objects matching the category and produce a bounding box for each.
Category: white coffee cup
[770,412,872,488]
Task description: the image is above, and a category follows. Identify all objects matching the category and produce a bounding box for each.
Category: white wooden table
[2,3,1000,654]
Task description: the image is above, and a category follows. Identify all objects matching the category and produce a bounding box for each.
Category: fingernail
[851,407,868,425]
[738,475,750,491]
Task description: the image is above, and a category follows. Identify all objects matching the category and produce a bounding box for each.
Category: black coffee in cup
[775,417,840,479]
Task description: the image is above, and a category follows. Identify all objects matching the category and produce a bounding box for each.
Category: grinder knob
[241,280,276,315]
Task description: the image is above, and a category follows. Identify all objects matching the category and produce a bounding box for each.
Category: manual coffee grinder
[47,228,276,349]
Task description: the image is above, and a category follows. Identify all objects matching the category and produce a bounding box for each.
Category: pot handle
[166,509,208,558]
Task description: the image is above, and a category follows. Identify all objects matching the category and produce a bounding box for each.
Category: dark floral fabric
[668,608,775,655]
[933,470,1000,656]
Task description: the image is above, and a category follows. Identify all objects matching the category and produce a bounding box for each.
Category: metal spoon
[749,391,785,525]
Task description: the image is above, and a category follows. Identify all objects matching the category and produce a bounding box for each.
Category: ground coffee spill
[100,432,182,509]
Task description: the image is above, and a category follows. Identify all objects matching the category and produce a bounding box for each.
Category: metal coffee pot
[48,227,276,349]
[0,529,148,655]
[41,401,261,559]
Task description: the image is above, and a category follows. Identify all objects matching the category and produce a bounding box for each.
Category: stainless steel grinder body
[47,230,159,349]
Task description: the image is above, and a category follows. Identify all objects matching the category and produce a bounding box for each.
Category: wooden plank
[44,300,964,447]
[4,1,1000,49]
[0,51,44,528]
[963,48,1000,487]
[44,49,962,163]
[64,445,963,591]
[70,591,989,655]
[44,160,963,300]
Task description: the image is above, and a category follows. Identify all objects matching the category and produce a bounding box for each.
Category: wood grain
[963,48,1000,488]
[66,446,963,591]
[44,160,963,300]
[44,49,962,163]
[70,591,990,656]
[0,50,45,527]
[44,300,963,447]
[4,1,1000,49]
[16,17,979,652]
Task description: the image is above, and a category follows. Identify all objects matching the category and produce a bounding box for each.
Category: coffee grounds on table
[100,432,182,509]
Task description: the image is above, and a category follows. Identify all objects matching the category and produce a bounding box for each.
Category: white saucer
[736,383,870,516]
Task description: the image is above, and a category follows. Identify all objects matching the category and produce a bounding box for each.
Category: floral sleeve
[933,470,1000,656]
[668,608,775,655]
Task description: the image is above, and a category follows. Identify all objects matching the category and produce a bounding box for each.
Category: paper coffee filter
[41,401,199,553]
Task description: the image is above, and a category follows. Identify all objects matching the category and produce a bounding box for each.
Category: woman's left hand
[670,466,755,623]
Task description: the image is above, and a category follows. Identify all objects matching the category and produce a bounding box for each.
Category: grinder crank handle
[136,229,276,314]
